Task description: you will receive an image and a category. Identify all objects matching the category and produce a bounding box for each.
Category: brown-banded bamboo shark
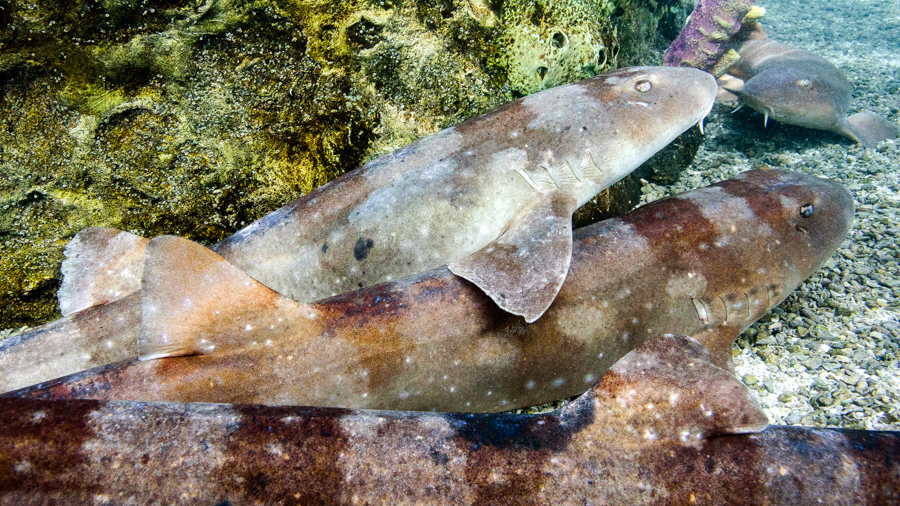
[0,66,717,393]
[4,169,854,412]
[719,24,900,147]
[2,335,899,505]
[56,66,718,327]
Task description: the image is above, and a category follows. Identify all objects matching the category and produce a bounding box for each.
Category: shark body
[2,335,898,505]
[0,67,717,391]
[722,24,900,147]
[59,66,717,324]
[6,170,853,412]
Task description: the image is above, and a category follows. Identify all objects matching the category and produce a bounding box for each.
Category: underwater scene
[656,0,900,432]
[0,0,899,500]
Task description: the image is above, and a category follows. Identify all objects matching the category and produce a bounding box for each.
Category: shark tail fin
[138,235,291,361]
[58,227,150,316]
[563,334,768,441]
[844,112,900,148]
[449,193,577,323]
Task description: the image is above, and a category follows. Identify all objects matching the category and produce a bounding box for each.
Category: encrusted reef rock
[0,0,693,328]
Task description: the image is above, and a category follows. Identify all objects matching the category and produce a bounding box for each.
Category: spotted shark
[2,334,898,505]
[1,67,715,390]
[720,24,900,147]
[5,170,853,411]
[56,66,717,327]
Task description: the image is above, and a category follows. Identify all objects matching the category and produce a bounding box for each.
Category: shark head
[738,59,851,133]
[660,168,854,369]
[566,66,718,190]
[728,168,855,276]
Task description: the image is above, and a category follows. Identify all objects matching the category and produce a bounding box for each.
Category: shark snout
[671,68,718,135]
[674,68,718,126]
[625,66,718,139]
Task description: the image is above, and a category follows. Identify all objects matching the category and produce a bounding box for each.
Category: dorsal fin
[449,193,578,323]
[564,334,768,441]
[138,236,297,360]
[58,227,150,316]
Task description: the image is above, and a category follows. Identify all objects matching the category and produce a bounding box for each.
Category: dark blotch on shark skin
[449,392,595,505]
[428,447,450,465]
[451,395,594,452]
[643,429,769,503]
[839,429,900,499]
[220,403,351,505]
[0,397,102,495]
[18,359,131,401]
[450,95,538,140]
[353,237,375,261]
[693,427,900,503]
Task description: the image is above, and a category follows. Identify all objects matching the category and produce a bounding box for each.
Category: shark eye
[799,203,814,218]
[796,78,811,87]
[634,79,652,93]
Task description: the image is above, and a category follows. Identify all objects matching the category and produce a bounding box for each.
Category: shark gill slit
[691,297,710,325]
[584,150,604,181]
[541,165,563,189]
[719,295,730,324]
[513,168,541,192]
[564,159,586,182]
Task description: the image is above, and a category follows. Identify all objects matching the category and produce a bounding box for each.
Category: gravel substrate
[638,0,900,430]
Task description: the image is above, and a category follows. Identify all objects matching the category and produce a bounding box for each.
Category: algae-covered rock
[0,0,692,328]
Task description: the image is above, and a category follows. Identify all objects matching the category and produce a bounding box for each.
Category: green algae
[0,0,692,328]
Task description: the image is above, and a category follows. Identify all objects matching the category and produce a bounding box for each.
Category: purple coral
[664,0,755,73]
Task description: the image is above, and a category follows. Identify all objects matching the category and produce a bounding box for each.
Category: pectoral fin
[139,235,287,360]
[58,227,150,316]
[842,112,900,148]
[449,193,577,323]
[569,334,768,438]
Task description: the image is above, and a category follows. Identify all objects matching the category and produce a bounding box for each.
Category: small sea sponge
[501,1,617,95]
[664,0,756,75]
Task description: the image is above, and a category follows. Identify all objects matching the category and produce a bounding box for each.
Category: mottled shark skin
[0,293,142,394]
[2,335,899,505]
[6,170,854,411]
[58,66,718,325]
[0,66,717,392]
[721,24,900,147]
